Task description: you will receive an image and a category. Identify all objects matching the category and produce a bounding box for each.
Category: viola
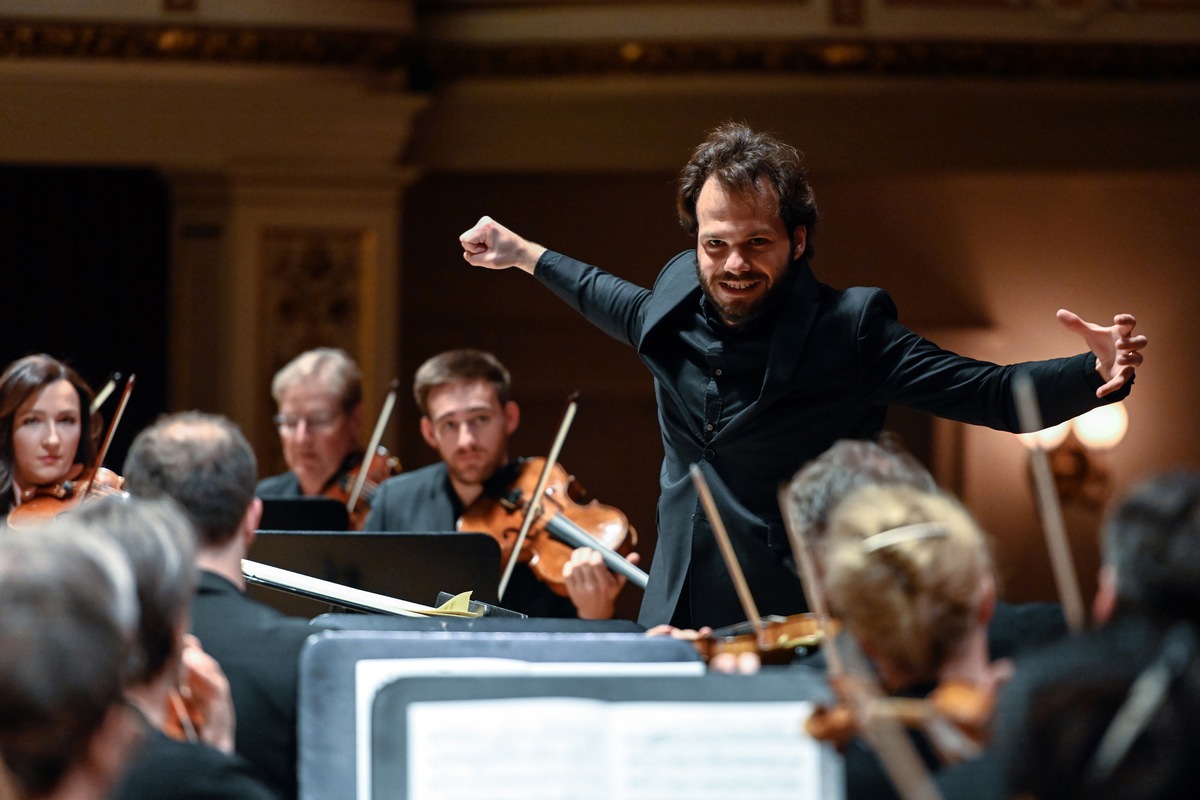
[457,457,648,596]
[323,446,401,530]
[6,465,128,529]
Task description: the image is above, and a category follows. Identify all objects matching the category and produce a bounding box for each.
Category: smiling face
[419,379,519,506]
[11,379,83,492]
[694,176,807,328]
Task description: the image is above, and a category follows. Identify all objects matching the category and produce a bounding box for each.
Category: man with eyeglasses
[364,349,635,620]
[256,348,367,505]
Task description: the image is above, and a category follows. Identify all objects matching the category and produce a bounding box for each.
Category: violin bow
[346,378,399,514]
[84,374,135,497]
[89,371,121,415]
[1013,374,1086,633]
[689,464,768,647]
[777,481,844,677]
[838,635,945,800]
[497,396,578,601]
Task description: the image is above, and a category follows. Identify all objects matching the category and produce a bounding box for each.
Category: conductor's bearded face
[694,176,806,329]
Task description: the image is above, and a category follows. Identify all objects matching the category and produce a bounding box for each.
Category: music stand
[246,531,501,617]
[258,497,350,532]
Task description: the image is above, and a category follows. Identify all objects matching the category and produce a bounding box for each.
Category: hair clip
[861,522,948,554]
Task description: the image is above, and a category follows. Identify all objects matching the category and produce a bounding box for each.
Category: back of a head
[73,496,198,686]
[824,483,992,685]
[123,411,256,550]
[1010,622,1200,800]
[0,521,137,797]
[783,438,939,551]
[1103,471,1200,625]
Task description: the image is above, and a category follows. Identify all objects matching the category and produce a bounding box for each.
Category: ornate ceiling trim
[414,38,1200,84]
[2,18,1198,81]
[0,20,409,68]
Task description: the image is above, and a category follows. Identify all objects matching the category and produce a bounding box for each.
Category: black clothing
[189,570,316,800]
[113,709,279,800]
[534,249,1130,629]
[363,460,578,618]
[254,453,360,498]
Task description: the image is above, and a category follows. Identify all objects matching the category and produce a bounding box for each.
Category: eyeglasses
[274,411,341,434]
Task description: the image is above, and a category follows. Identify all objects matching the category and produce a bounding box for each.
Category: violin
[704,614,835,664]
[457,457,648,596]
[323,446,401,530]
[6,465,128,529]
[805,675,996,764]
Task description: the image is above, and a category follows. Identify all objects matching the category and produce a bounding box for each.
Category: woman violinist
[0,353,102,517]
[816,483,1012,798]
[255,348,400,529]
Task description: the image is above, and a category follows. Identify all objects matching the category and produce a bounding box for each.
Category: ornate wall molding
[0,20,409,68]
[413,38,1200,83]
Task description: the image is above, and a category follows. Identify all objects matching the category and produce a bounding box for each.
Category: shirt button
[714,368,723,376]
[705,424,714,432]
[702,448,715,461]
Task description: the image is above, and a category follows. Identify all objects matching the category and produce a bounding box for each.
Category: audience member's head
[123,411,258,550]
[0,519,138,799]
[1095,471,1200,627]
[824,483,994,689]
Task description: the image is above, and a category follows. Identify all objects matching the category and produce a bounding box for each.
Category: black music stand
[258,497,350,531]
[246,530,501,617]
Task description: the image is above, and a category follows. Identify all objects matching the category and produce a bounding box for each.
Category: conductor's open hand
[459,216,546,274]
[1056,309,1147,398]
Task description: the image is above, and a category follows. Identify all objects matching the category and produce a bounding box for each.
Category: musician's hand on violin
[459,216,547,275]
[179,634,236,754]
[1056,309,1147,398]
[644,624,713,641]
[562,547,638,620]
[709,650,762,675]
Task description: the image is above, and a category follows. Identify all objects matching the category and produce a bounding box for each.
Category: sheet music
[407,698,840,800]
[355,658,705,800]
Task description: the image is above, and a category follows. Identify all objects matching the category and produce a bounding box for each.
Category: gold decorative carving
[0,21,408,67]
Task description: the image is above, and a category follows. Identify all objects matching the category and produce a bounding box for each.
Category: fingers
[709,651,762,675]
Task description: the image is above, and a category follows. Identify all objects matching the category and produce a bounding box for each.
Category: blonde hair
[824,484,992,684]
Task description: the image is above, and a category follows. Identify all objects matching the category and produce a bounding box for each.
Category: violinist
[256,348,396,527]
[364,349,636,620]
[0,353,99,514]
[820,483,1011,799]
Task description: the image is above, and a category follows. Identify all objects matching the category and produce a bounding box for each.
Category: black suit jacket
[190,570,316,800]
[536,249,1128,629]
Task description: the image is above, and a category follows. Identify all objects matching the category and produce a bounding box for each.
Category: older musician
[0,353,98,512]
[256,348,365,500]
[365,349,636,620]
[124,412,314,800]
